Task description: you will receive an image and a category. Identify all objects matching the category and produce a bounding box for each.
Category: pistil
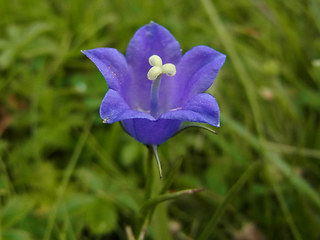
[150,76,161,117]
[147,55,176,117]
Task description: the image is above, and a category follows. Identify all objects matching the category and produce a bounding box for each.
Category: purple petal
[125,22,182,112]
[159,93,220,127]
[100,89,155,123]
[81,48,130,94]
[162,46,225,109]
[122,119,182,145]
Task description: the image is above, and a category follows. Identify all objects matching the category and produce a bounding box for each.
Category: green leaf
[140,188,204,218]
[121,141,140,167]
[2,229,32,240]
[86,198,118,235]
[77,168,106,192]
[152,203,172,240]
[1,196,34,229]
[56,193,93,218]
[174,123,218,138]
[205,164,228,195]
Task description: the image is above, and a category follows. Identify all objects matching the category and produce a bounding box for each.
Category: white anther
[162,63,176,77]
[149,55,162,67]
[147,55,176,80]
[147,66,163,80]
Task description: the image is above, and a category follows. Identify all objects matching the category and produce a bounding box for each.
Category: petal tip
[219,53,227,63]
[81,49,91,57]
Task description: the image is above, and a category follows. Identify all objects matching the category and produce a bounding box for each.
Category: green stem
[135,150,188,239]
[144,146,154,200]
[135,146,155,239]
[137,189,204,240]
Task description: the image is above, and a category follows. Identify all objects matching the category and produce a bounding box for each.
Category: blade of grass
[153,203,172,240]
[265,141,320,159]
[266,151,320,209]
[197,162,259,240]
[159,156,183,194]
[223,115,320,210]
[43,122,91,240]
[87,133,123,177]
[270,174,303,240]
[125,226,136,240]
[200,0,263,137]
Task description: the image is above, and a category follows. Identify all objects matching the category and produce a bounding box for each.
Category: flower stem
[150,76,161,117]
[144,146,154,200]
[135,146,155,239]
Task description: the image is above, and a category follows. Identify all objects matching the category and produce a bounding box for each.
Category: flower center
[147,55,176,117]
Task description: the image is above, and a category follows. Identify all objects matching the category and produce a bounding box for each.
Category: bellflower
[82,22,226,146]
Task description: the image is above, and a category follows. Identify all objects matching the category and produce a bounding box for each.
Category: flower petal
[122,119,182,145]
[100,89,155,123]
[162,46,225,109]
[81,48,130,93]
[159,93,220,127]
[125,22,182,112]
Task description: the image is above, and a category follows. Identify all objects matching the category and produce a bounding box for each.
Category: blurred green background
[1,0,320,239]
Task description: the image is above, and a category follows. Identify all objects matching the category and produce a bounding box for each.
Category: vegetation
[1,0,320,239]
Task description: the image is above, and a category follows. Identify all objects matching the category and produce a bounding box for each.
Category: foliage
[1,0,320,239]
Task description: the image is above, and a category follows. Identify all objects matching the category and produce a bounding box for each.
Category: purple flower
[82,22,226,146]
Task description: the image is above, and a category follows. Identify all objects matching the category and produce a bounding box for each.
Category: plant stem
[135,146,155,239]
[145,146,154,200]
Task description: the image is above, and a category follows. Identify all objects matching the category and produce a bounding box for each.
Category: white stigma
[147,55,176,80]
[162,63,176,76]
[147,66,162,80]
[149,55,162,67]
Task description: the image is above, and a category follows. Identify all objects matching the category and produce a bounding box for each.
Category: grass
[1,0,320,239]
